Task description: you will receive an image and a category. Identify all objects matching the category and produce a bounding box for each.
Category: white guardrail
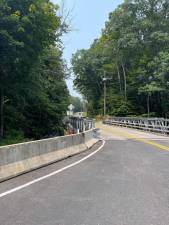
[103,117,169,135]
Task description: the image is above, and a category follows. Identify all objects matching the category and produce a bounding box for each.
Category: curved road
[0,123,169,225]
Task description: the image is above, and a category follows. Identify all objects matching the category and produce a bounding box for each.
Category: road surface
[0,123,169,225]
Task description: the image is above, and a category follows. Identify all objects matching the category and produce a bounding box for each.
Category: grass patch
[0,130,30,147]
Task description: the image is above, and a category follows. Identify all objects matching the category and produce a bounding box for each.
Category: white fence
[103,117,169,134]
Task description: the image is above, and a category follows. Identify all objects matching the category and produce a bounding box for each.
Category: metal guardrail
[103,117,169,135]
[65,117,95,134]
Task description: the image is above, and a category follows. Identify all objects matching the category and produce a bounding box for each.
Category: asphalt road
[1,124,169,225]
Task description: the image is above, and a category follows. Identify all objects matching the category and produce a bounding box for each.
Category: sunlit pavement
[0,123,169,225]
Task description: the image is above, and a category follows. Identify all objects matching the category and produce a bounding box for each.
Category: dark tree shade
[0,0,69,143]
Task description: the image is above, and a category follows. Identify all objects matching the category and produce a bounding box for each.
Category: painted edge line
[0,139,106,199]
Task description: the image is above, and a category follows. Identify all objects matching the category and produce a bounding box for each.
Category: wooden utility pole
[103,72,112,117]
[103,76,107,117]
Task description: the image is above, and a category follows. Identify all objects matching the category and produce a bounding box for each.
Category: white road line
[0,140,105,199]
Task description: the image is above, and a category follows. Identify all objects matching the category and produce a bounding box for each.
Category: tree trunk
[121,62,127,101]
[147,93,150,118]
[116,63,122,95]
[0,89,4,138]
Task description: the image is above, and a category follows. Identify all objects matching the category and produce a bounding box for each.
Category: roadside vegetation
[0,0,69,145]
[72,0,169,117]
[70,96,86,113]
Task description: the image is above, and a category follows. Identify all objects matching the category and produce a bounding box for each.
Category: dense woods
[1,0,169,145]
[72,0,169,117]
[0,0,69,144]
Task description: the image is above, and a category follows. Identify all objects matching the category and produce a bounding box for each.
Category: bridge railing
[103,117,169,135]
[65,117,95,134]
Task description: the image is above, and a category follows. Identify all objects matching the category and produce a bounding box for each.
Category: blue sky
[53,0,123,97]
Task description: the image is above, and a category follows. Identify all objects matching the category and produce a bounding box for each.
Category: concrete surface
[0,129,98,182]
[0,124,169,225]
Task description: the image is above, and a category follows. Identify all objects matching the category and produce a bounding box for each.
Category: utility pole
[102,72,112,117]
[103,74,107,117]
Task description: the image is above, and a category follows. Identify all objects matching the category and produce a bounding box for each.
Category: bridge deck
[0,123,169,225]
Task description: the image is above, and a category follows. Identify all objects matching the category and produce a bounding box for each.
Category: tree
[70,96,83,113]
[23,47,69,138]
[72,0,169,117]
[0,0,61,138]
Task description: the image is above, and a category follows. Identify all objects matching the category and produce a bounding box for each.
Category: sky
[53,0,123,97]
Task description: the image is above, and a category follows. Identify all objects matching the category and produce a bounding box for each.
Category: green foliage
[72,0,169,118]
[107,95,134,116]
[0,129,28,146]
[22,47,69,139]
[70,96,83,113]
[0,0,69,143]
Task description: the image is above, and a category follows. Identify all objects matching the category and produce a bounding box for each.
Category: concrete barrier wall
[0,129,98,182]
